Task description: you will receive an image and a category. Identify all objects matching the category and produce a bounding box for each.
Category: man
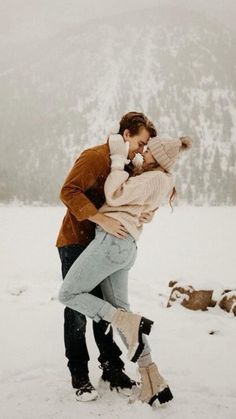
[56,111,157,401]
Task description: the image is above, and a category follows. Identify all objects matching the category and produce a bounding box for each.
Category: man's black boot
[72,373,98,402]
[99,362,136,396]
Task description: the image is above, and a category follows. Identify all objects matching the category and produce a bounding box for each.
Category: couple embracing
[56,111,192,405]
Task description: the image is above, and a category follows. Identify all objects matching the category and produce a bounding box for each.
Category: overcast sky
[0,0,235,43]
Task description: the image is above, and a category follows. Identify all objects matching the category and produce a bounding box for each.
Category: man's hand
[88,212,128,239]
[139,209,157,224]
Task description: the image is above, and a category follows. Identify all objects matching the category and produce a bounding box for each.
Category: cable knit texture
[148,135,193,172]
[99,135,174,240]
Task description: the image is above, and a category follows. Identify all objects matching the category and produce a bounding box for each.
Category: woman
[59,133,192,404]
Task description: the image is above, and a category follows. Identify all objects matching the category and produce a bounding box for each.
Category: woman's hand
[99,215,129,239]
[139,209,157,224]
[110,155,130,170]
[109,135,130,170]
[89,212,128,239]
[109,134,129,158]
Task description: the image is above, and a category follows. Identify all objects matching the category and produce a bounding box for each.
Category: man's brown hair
[118,112,157,138]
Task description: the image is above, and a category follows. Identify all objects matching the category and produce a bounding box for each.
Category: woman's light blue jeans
[59,225,150,356]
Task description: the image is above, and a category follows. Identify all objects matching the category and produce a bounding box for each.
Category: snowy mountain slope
[0,5,236,204]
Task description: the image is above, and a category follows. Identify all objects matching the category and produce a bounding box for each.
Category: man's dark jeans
[58,244,124,377]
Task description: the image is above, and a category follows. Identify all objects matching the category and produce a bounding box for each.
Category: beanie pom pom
[179,136,193,151]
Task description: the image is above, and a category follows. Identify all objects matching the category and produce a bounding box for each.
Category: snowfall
[0,205,236,419]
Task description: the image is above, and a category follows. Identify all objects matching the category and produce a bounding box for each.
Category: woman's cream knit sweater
[99,135,175,240]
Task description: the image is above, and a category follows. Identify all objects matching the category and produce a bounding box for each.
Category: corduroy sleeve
[60,149,106,221]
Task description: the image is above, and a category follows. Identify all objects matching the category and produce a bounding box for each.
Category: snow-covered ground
[0,206,236,419]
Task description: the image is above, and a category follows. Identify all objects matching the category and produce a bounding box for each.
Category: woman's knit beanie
[147,136,193,172]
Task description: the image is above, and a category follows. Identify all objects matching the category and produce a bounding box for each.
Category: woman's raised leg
[100,268,152,361]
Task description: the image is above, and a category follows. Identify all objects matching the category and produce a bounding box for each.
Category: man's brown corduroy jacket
[56,142,110,247]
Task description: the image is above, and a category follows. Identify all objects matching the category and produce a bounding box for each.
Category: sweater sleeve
[104,169,172,207]
[60,149,106,221]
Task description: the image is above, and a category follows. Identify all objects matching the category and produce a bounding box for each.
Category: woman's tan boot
[110,308,154,362]
[138,362,173,405]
